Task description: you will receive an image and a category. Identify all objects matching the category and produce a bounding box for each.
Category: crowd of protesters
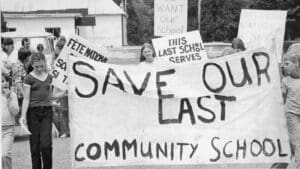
[1,36,68,169]
[1,34,300,169]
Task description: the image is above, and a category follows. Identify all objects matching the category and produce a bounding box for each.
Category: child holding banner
[19,52,65,169]
[140,43,156,63]
[281,53,300,169]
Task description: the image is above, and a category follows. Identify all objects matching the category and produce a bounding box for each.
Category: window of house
[45,27,61,39]
[7,27,16,32]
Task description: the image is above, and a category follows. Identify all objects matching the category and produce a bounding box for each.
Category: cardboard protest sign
[69,45,290,168]
[154,0,188,36]
[51,34,111,90]
[238,9,287,62]
[152,31,208,64]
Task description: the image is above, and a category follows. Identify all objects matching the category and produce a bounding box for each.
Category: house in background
[2,0,127,47]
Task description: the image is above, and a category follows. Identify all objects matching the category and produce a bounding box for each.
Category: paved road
[13,137,71,169]
[12,136,277,169]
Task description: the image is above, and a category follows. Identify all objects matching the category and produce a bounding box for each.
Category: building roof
[1,0,124,15]
[1,31,53,38]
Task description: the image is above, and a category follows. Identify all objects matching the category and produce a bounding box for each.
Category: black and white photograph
[1,0,300,169]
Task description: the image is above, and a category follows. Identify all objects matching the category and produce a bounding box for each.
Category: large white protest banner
[238,9,287,62]
[52,34,112,90]
[69,47,290,168]
[152,31,208,64]
[154,0,187,36]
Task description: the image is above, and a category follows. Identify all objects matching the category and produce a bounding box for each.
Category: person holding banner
[281,53,300,169]
[54,38,65,60]
[221,38,246,56]
[232,38,246,52]
[19,52,65,169]
[53,39,70,138]
[140,43,156,63]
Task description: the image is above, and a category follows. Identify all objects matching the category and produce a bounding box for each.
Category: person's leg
[59,97,69,137]
[292,114,300,169]
[15,98,23,124]
[60,109,69,137]
[2,126,15,169]
[40,107,53,169]
[27,107,42,169]
[286,112,300,169]
[52,107,61,136]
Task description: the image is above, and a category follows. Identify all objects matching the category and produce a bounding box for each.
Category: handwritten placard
[152,31,208,64]
[238,9,287,62]
[154,0,188,36]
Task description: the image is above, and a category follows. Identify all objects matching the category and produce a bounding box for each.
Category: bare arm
[51,87,67,99]
[16,82,24,96]
[20,85,30,124]
[7,91,19,116]
[281,80,287,104]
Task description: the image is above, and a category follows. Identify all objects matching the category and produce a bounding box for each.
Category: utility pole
[198,0,202,31]
[120,0,127,13]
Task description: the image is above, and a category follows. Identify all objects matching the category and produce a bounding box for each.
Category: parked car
[204,42,231,58]
[108,46,141,64]
[108,42,231,63]
[1,31,56,70]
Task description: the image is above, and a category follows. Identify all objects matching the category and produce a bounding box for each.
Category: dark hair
[140,43,155,62]
[232,38,246,51]
[58,36,66,43]
[37,43,44,52]
[56,40,65,50]
[18,48,32,63]
[3,38,14,46]
[2,75,10,83]
[21,37,30,46]
[1,75,10,89]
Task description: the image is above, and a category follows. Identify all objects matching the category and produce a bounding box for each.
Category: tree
[114,0,300,45]
[249,0,279,9]
[128,0,154,45]
[119,0,247,44]
[249,0,300,40]
[250,0,300,10]
[200,0,244,42]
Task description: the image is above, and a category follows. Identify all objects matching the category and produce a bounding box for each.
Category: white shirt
[1,92,19,126]
[6,49,19,65]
